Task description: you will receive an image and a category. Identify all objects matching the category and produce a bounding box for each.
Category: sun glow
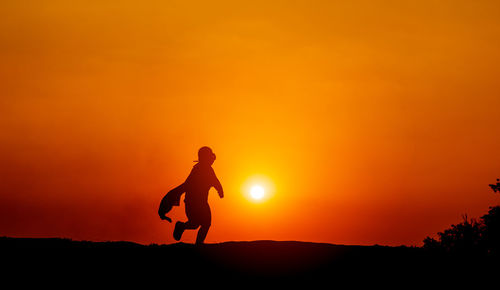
[250,185,265,200]
[242,175,275,203]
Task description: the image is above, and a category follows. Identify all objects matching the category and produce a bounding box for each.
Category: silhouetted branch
[488,178,500,193]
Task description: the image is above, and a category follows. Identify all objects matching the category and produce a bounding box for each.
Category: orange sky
[1,0,500,246]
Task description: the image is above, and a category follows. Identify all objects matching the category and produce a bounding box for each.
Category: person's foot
[173,221,185,241]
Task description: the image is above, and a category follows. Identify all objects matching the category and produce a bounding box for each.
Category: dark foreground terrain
[0,237,496,286]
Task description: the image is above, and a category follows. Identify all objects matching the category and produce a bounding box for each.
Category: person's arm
[211,169,224,198]
[214,177,223,198]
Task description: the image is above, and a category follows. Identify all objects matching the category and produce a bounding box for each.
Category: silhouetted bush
[480,206,500,256]
[423,180,500,257]
[423,214,485,256]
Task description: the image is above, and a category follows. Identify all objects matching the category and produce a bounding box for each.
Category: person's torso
[184,164,214,204]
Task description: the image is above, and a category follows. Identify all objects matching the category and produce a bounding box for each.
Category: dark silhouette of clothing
[184,162,223,205]
[158,184,185,222]
[162,146,223,244]
[177,162,223,244]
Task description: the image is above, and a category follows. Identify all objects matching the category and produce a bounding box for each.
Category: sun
[242,174,274,203]
[250,185,265,200]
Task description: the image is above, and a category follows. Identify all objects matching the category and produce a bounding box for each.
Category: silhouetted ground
[0,237,496,286]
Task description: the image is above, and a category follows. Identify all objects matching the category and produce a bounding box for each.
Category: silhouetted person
[159,146,223,244]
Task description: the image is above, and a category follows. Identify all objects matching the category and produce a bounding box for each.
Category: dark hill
[0,237,494,286]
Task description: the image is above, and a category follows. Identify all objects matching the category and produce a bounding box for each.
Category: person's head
[197,146,216,165]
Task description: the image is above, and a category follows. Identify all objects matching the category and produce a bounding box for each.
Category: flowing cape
[158,184,185,222]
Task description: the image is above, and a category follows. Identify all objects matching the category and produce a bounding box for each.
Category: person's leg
[195,224,210,245]
[184,221,200,229]
[173,220,199,241]
[173,221,185,241]
[185,202,202,229]
[195,205,212,245]
[174,203,200,241]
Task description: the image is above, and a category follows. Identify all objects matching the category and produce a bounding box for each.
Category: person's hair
[198,146,216,163]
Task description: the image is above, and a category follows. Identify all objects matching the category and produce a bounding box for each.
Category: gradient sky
[1,0,500,246]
